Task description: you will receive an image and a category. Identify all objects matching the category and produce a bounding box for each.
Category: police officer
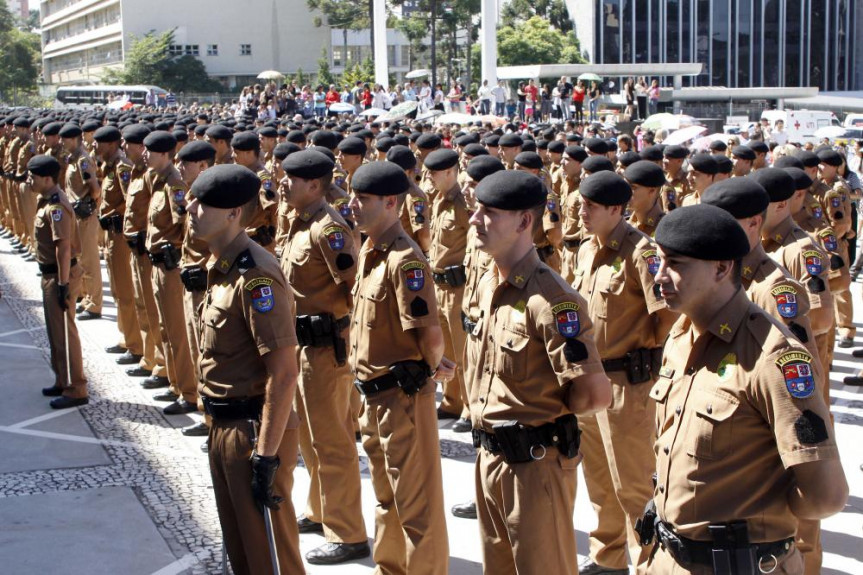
[386,145,431,253]
[468,169,611,574]
[624,160,667,237]
[559,145,587,283]
[13,117,36,261]
[515,151,563,272]
[27,155,89,408]
[730,145,755,177]
[231,132,278,252]
[644,204,847,574]
[348,161,451,574]
[279,150,370,564]
[205,125,234,165]
[680,153,718,207]
[663,145,691,204]
[188,164,305,575]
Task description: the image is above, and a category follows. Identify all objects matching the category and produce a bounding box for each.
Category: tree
[317,47,337,86]
[341,57,375,87]
[0,3,40,104]
[307,0,368,73]
[501,0,573,34]
[395,14,429,70]
[497,16,584,67]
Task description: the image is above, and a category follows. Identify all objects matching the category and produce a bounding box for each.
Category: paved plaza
[0,233,860,574]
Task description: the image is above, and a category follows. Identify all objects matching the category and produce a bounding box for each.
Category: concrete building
[39,0,329,89]
[330,28,431,82]
[5,0,29,20]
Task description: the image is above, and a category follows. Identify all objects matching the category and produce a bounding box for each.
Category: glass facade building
[590,0,856,90]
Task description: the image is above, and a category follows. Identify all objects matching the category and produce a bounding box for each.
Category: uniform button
[675,406,681,415]
[489,336,494,343]
[480,397,485,403]
[686,367,695,375]
[706,404,713,415]
[507,339,513,346]
[659,485,665,494]
[663,446,669,455]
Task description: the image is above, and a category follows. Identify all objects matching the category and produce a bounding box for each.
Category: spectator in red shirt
[524,79,539,122]
[325,84,341,116]
[361,84,373,110]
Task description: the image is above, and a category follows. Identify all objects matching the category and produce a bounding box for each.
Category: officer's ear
[714,259,738,286]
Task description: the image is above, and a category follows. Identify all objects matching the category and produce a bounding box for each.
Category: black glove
[57,283,70,311]
[250,451,283,513]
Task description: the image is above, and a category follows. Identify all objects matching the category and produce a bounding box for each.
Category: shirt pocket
[362,282,387,327]
[201,305,231,353]
[494,326,530,381]
[149,191,166,225]
[597,272,625,319]
[686,391,740,461]
[650,372,675,433]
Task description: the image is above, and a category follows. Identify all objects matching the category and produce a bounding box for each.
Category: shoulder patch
[261,176,273,191]
[818,229,838,251]
[79,159,89,171]
[236,249,256,274]
[776,351,815,399]
[119,168,131,183]
[171,185,186,204]
[402,260,426,291]
[552,301,581,338]
[334,197,352,219]
[641,249,661,275]
[412,198,426,214]
[323,225,346,251]
[246,277,275,313]
[802,250,823,276]
[546,194,557,211]
[50,207,63,222]
[771,285,798,318]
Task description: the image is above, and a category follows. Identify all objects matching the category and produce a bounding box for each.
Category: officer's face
[179,160,205,185]
[61,137,77,154]
[338,152,362,173]
[687,167,714,192]
[28,173,52,194]
[654,246,722,314]
[732,157,752,176]
[819,163,837,180]
[562,157,581,177]
[124,142,145,163]
[500,146,519,163]
[629,183,657,211]
[663,157,682,173]
[469,203,527,256]
[187,197,235,241]
[578,197,619,235]
[348,192,387,231]
[284,175,318,208]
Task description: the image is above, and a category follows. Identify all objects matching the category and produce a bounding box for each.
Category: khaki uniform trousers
[182,287,204,368]
[8,179,24,240]
[105,230,142,355]
[42,266,88,398]
[77,215,103,314]
[475,446,579,575]
[151,263,197,402]
[647,541,804,575]
[360,382,448,575]
[209,419,304,575]
[434,283,468,417]
[131,252,167,376]
[19,182,37,252]
[296,339,367,543]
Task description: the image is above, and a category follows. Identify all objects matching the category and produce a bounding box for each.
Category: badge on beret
[323,225,346,251]
[803,250,823,276]
[812,205,822,219]
[245,277,274,313]
[50,207,63,222]
[771,285,798,318]
[552,302,581,338]
[818,230,838,252]
[830,196,840,208]
[119,168,131,183]
[402,261,425,291]
[641,249,660,276]
[717,353,737,382]
[776,351,815,399]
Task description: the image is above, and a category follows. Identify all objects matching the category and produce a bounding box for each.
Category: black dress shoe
[50,396,89,410]
[297,516,324,534]
[843,376,863,386]
[451,417,472,433]
[24,254,35,262]
[152,390,179,402]
[76,311,102,321]
[41,386,63,397]
[181,422,209,436]
[838,336,855,348]
[126,366,152,377]
[305,541,371,565]
[115,351,143,365]
[163,398,197,415]
[436,408,458,420]
[75,304,85,314]
[451,500,477,519]
[141,376,170,389]
[852,349,863,358]
[105,344,127,354]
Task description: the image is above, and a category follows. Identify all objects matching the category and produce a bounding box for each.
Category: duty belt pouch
[444,264,467,287]
[309,314,332,347]
[656,522,689,564]
[388,360,429,396]
[98,215,112,231]
[135,232,147,256]
[111,214,123,234]
[634,500,657,545]
[491,421,533,463]
[73,197,96,219]
[626,348,653,384]
[161,244,180,270]
[295,315,313,347]
[709,522,757,575]
[554,413,580,458]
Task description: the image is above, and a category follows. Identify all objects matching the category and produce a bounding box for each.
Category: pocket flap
[694,393,739,423]
[649,375,673,403]
[500,328,529,352]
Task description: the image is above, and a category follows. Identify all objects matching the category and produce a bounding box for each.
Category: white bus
[54,85,167,109]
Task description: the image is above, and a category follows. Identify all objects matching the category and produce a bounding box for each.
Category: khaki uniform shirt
[398,182,430,248]
[627,201,665,238]
[429,183,470,273]
[199,233,296,399]
[145,164,187,252]
[14,136,35,179]
[64,148,99,202]
[99,152,131,219]
[535,187,562,249]
[793,192,828,236]
[560,176,583,247]
[34,187,82,265]
[45,143,69,185]
[573,219,667,359]
[650,289,839,542]
[122,164,150,237]
[470,249,604,430]
[462,226,494,323]
[245,167,279,238]
[349,221,439,382]
[666,169,691,204]
[3,136,22,175]
[819,177,853,238]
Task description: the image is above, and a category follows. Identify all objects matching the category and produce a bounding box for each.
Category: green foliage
[0,3,41,103]
[306,0,368,30]
[341,57,375,87]
[501,0,572,33]
[317,48,337,86]
[497,16,585,67]
[289,68,308,87]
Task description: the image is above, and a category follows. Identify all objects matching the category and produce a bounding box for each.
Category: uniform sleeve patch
[552,302,581,338]
[795,410,828,444]
[818,230,838,251]
[323,225,347,251]
[335,253,354,271]
[812,205,823,219]
[546,194,557,211]
[119,168,131,182]
[776,351,815,399]
[261,176,273,191]
[830,196,841,208]
[412,198,426,214]
[245,277,275,313]
[80,159,89,171]
[50,207,63,221]
[564,338,588,362]
[771,285,798,318]
[641,249,660,275]
[171,186,186,204]
[803,250,823,275]
[410,296,429,317]
[402,261,426,291]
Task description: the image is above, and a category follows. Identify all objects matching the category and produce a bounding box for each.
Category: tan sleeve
[315,220,357,285]
[47,204,72,243]
[240,271,298,355]
[391,250,439,330]
[538,291,605,386]
[633,244,666,314]
[543,192,562,232]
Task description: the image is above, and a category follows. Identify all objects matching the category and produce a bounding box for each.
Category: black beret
[273,142,301,161]
[624,161,666,187]
[356,129,374,140]
[580,171,632,206]
[463,143,488,157]
[731,145,755,161]
[172,129,189,142]
[177,140,216,163]
[282,149,334,179]
[793,150,820,168]
[386,145,418,171]
[655,204,750,261]
[205,125,233,141]
[483,134,500,147]
[566,133,583,142]
[773,155,805,169]
[122,125,151,144]
[27,155,60,179]
[515,151,543,170]
[424,149,459,171]
[783,167,813,191]
[816,149,843,167]
[416,133,442,150]
[455,135,474,148]
[606,140,618,153]
[13,116,31,128]
[351,161,409,196]
[639,145,664,161]
[59,123,82,138]
[287,130,306,144]
[338,136,367,156]
[689,153,719,175]
[41,122,62,136]
[257,126,278,138]
[475,170,545,210]
[498,133,523,148]
[93,126,121,143]
[521,140,537,152]
[191,164,260,209]
[548,141,565,154]
[143,131,177,153]
[231,131,260,151]
[393,134,409,147]
[467,155,505,182]
[618,151,642,168]
[583,137,608,154]
[708,140,728,152]
[582,155,615,174]
[408,131,422,143]
[664,145,688,159]
[310,146,335,162]
[749,141,769,154]
[565,145,588,162]
[712,154,733,174]
[750,168,795,202]
[536,139,550,150]
[311,130,338,150]
[194,124,210,136]
[701,178,769,219]
[375,137,396,152]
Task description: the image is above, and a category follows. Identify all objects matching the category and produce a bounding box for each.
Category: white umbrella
[642,113,697,131]
[405,69,430,79]
[662,125,708,146]
[415,109,444,122]
[690,133,727,151]
[814,126,847,140]
[434,112,475,126]
[359,107,388,117]
[329,102,355,114]
[379,101,419,122]
[257,70,284,81]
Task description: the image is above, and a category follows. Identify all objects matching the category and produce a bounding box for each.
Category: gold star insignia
[719,323,732,335]
[742,266,752,278]
[610,240,619,248]
[514,275,524,284]
[380,243,388,251]
[775,234,782,242]
[301,211,311,220]
[647,218,655,225]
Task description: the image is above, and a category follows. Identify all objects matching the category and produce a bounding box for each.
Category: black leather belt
[201,395,264,421]
[536,244,555,259]
[471,424,558,455]
[602,347,663,373]
[563,238,581,249]
[38,258,77,274]
[354,372,401,396]
[655,521,793,569]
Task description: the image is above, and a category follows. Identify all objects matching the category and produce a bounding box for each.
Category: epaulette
[236,249,257,274]
[49,193,60,204]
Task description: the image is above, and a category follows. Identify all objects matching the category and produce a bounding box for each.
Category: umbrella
[415,109,444,122]
[814,126,847,140]
[405,69,430,79]
[642,113,697,131]
[359,107,388,117]
[257,70,284,81]
[329,102,355,114]
[661,125,708,146]
[434,112,475,126]
[690,133,727,151]
[379,101,419,122]
[578,73,603,82]
[478,114,508,127]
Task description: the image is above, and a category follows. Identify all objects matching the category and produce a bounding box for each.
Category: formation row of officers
[0,110,850,575]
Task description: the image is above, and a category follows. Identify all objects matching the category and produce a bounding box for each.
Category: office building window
[207,44,218,56]
[240,44,252,56]
[185,45,199,56]
[169,44,183,56]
